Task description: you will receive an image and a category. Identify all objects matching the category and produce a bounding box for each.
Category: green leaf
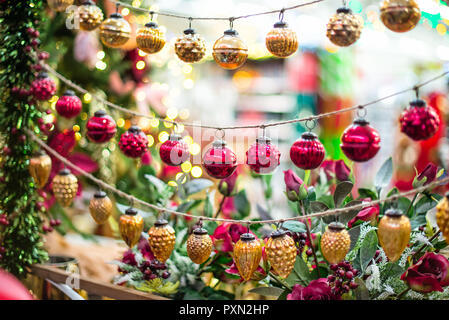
[310,266,328,279]
[183,179,213,196]
[334,181,354,208]
[144,174,167,193]
[310,201,329,213]
[410,215,427,230]
[307,186,316,201]
[203,192,214,217]
[277,289,290,300]
[397,197,412,217]
[359,230,378,272]
[381,262,404,281]
[339,200,363,225]
[282,220,306,233]
[137,166,156,185]
[285,256,312,286]
[234,189,251,219]
[348,224,361,252]
[415,195,437,215]
[358,188,378,200]
[248,286,284,297]
[353,278,370,300]
[176,199,202,213]
[374,157,393,191]
[256,204,272,221]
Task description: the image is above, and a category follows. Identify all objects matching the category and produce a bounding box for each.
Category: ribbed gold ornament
[148,219,176,263]
[266,231,297,278]
[212,29,248,70]
[52,169,78,207]
[233,233,262,281]
[186,227,213,264]
[380,0,421,33]
[47,0,74,12]
[321,222,351,264]
[119,208,143,248]
[174,28,206,63]
[29,150,52,189]
[378,209,411,262]
[436,193,449,243]
[265,21,298,58]
[136,22,166,54]
[89,191,113,224]
[326,7,362,47]
[78,1,104,31]
[99,13,131,48]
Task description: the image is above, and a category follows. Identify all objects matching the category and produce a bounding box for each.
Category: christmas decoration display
[99,13,131,48]
[378,208,411,262]
[327,262,359,296]
[266,230,297,278]
[28,150,52,188]
[174,28,207,63]
[399,99,440,141]
[148,219,176,263]
[55,90,82,118]
[340,118,380,162]
[86,110,117,143]
[326,7,362,47]
[436,193,449,243]
[118,125,149,158]
[159,134,190,166]
[212,29,248,70]
[265,20,298,58]
[233,233,262,281]
[30,72,56,101]
[245,136,281,174]
[380,0,421,33]
[47,0,74,12]
[119,207,144,248]
[52,168,78,207]
[290,132,325,170]
[89,190,113,224]
[77,0,104,32]
[202,139,237,179]
[186,226,213,264]
[136,22,166,54]
[320,222,351,264]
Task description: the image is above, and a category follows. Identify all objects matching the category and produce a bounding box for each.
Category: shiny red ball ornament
[159,134,190,166]
[246,136,280,174]
[86,110,117,143]
[340,118,381,162]
[290,132,325,170]
[202,139,237,179]
[55,90,82,118]
[30,72,56,101]
[399,99,440,141]
[119,125,149,158]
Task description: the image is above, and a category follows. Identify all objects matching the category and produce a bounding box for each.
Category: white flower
[399,247,413,267]
[366,262,381,291]
[376,284,395,300]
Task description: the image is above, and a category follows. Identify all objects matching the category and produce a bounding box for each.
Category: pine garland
[0,0,47,276]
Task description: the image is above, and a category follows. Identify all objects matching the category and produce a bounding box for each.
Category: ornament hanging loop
[260,124,266,138]
[413,86,420,99]
[229,17,234,30]
[173,122,179,134]
[305,119,317,132]
[279,8,285,22]
[342,0,348,8]
[356,105,367,118]
[149,11,154,21]
[215,128,225,140]
[115,3,119,13]
[188,17,193,29]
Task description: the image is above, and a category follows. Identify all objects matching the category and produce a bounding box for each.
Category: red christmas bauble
[202,140,237,179]
[290,132,325,169]
[119,125,148,158]
[30,72,56,101]
[159,134,190,166]
[86,110,117,143]
[55,90,82,118]
[340,118,380,162]
[399,99,440,141]
[246,136,280,174]
[0,269,33,300]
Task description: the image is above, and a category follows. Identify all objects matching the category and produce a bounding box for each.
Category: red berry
[0,246,5,254]
[55,219,61,226]
[345,271,353,279]
[328,275,335,282]
[19,135,26,142]
[32,30,40,38]
[337,269,345,277]
[330,264,338,271]
[162,271,170,279]
[349,281,358,289]
[45,109,52,114]
[38,51,50,60]
[11,87,20,94]
[27,27,35,35]
[149,274,157,280]
[25,45,32,52]
[306,248,313,256]
[3,146,11,155]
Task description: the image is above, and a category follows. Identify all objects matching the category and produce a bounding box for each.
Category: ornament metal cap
[169,134,182,141]
[273,21,288,28]
[128,125,141,134]
[410,99,426,108]
[145,22,158,28]
[33,149,47,157]
[270,229,286,238]
[193,227,208,235]
[385,208,403,218]
[256,136,271,144]
[82,0,95,5]
[224,29,238,36]
[353,118,370,126]
[109,13,123,19]
[213,139,227,148]
[94,190,107,198]
[183,28,196,35]
[301,131,318,140]
[154,218,168,227]
[37,72,49,79]
[94,110,107,117]
[240,232,255,241]
[58,168,71,176]
[445,191,449,199]
[336,7,352,14]
[328,221,345,231]
[125,207,138,216]
[63,90,75,96]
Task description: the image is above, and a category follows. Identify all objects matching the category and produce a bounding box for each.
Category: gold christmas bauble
[380,0,421,33]
[119,208,143,248]
[186,227,213,264]
[78,0,103,32]
[326,7,362,47]
[148,219,176,263]
[174,28,206,63]
[99,13,131,48]
[265,21,298,58]
[212,29,248,70]
[266,230,297,278]
[48,0,74,12]
[436,193,449,243]
[378,209,410,262]
[29,150,52,189]
[52,168,78,207]
[233,233,262,281]
[136,22,166,54]
[89,191,113,224]
[321,222,351,264]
